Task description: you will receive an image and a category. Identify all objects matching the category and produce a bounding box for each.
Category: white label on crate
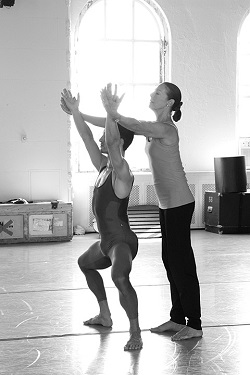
[54,218,63,227]
[29,215,53,236]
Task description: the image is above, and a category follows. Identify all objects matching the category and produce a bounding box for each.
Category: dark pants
[159,202,202,330]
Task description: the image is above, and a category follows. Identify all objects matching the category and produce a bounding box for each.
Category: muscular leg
[78,241,113,327]
[109,242,143,351]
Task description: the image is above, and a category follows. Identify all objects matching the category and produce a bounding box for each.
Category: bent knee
[78,256,88,273]
[112,274,130,290]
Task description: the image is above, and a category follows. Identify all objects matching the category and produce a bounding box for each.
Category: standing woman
[101,82,203,341]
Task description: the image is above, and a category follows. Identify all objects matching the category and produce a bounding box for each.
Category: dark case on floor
[204,191,241,234]
[239,192,250,233]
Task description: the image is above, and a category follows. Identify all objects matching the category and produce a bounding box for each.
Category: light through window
[73,0,169,172]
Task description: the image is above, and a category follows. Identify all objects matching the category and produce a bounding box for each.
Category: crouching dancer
[61,89,143,351]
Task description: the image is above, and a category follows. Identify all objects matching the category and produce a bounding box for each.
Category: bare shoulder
[112,167,134,199]
[158,122,179,146]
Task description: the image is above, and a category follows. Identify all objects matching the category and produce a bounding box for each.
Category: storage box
[204,191,241,234]
[239,191,250,233]
[0,201,73,244]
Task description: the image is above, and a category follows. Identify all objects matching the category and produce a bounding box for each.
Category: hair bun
[173,101,183,112]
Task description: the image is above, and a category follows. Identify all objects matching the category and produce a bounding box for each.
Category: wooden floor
[1,230,250,374]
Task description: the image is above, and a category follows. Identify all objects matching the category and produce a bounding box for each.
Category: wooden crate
[0,201,73,244]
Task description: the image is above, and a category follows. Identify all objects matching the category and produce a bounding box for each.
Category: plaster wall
[0,0,70,203]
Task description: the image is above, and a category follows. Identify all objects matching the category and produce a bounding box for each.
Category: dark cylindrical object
[214,156,247,193]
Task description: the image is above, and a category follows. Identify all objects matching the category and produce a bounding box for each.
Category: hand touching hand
[61,89,80,114]
[61,97,72,115]
[100,83,125,117]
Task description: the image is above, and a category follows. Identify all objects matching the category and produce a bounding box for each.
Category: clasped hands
[61,83,124,117]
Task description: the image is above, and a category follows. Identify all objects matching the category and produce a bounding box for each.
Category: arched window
[72,0,170,172]
[238,12,250,168]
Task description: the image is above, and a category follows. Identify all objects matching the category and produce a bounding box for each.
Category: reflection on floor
[0,230,250,374]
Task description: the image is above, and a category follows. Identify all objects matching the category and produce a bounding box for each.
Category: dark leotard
[92,169,138,257]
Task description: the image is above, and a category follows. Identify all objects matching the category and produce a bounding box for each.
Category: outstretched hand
[61,97,72,115]
[100,83,125,117]
[61,89,80,114]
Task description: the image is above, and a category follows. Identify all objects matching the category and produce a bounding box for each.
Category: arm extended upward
[61,89,105,128]
[61,89,106,171]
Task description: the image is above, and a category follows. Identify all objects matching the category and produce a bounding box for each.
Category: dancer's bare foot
[150,320,185,333]
[171,326,203,341]
[124,331,143,351]
[84,314,113,327]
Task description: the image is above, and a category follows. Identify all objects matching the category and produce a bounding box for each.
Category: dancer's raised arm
[61,89,106,171]
[61,88,106,128]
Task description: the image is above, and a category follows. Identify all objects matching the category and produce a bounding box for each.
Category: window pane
[79,1,104,40]
[77,40,107,86]
[115,84,155,119]
[106,0,133,39]
[133,85,156,120]
[125,136,149,171]
[134,1,161,40]
[113,84,134,116]
[134,42,160,83]
[116,84,156,171]
[104,41,133,83]
[75,0,168,172]
[77,40,133,87]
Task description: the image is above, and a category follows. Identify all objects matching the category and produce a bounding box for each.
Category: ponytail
[172,101,183,122]
[172,109,182,122]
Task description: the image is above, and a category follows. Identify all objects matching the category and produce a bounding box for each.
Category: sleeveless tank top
[92,169,138,254]
[146,130,194,210]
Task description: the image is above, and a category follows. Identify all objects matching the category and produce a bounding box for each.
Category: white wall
[0,0,70,203]
[159,0,250,171]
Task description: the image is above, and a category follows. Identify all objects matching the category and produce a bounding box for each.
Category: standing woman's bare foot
[150,320,185,333]
[171,326,203,341]
[84,314,113,327]
[124,331,143,351]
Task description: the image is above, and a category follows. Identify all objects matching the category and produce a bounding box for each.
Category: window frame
[71,0,170,173]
